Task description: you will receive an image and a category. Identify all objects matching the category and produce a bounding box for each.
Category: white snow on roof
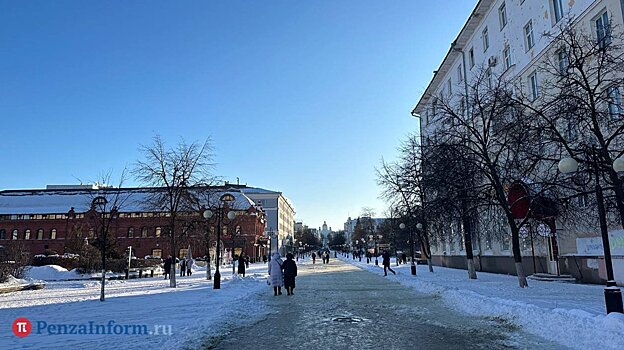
[0,188,257,215]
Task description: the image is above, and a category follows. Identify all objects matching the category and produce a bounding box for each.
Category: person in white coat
[268,252,284,296]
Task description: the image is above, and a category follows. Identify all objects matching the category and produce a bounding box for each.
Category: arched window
[155,227,161,237]
[12,229,18,240]
[141,227,148,238]
[37,229,44,240]
[0,229,5,239]
[25,229,31,240]
[127,227,134,238]
[50,229,57,240]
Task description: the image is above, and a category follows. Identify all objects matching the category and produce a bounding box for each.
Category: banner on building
[576,230,624,256]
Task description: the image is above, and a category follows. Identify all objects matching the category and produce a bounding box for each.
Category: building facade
[412,0,624,284]
[0,185,268,262]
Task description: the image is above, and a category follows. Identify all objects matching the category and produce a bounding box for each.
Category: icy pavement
[0,263,270,349]
[340,255,624,350]
[206,258,566,350]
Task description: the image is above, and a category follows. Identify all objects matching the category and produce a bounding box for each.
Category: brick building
[0,185,269,261]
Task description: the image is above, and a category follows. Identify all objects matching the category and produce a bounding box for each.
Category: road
[202,258,566,350]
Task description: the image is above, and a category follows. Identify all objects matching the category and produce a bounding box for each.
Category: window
[0,229,5,239]
[578,193,589,208]
[558,48,569,75]
[608,86,623,118]
[12,229,18,240]
[155,227,161,237]
[37,229,43,240]
[482,27,489,51]
[141,227,148,238]
[447,79,452,95]
[179,248,189,258]
[503,44,512,69]
[457,64,463,82]
[127,227,134,238]
[502,235,511,251]
[567,119,578,140]
[499,3,507,29]
[460,97,466,116]
[596,11,611,47]
[469,48,475,68]
[25,229,31,240]
[529,72,539,100]
[152,249,162,258]
[524,20,535,50]
[50,229,57,240]
[552,0,564,23]
[486,68,493,88]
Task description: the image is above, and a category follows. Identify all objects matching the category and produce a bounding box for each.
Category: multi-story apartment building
[412,0,624,284]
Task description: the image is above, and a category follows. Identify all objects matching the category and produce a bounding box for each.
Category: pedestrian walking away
[268,252,284,295]
[180,257,187,277]
[282,253,297,295]
[311,252,316,264]
[163,255,172,280]
[238,254,246,277]
[382,250,396,276]
[186,257,193,276]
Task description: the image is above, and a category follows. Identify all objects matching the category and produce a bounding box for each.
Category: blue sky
[0,0,475,230]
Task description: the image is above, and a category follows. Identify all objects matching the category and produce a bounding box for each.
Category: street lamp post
[400,222,418,276]
[559,154,624,314]
[203,193,237,290]
[371,235,379,266]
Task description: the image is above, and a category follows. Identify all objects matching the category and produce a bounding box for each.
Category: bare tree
[377,135,435,273]
[87,171,130,301]
[134,135,216,288]
[431,66,549,287]
[516,20,624,228]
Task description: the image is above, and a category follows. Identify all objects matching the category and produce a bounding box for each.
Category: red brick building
[0,185,268,261]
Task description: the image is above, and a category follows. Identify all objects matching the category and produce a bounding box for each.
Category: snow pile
[340,256,624,350]
[25,265,87,281]
[0,263,270,349]
[0,275,30,286]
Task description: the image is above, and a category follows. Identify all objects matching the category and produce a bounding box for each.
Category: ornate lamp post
[559,155,623,314]
[399,222,418,276]
[203,193,237,290]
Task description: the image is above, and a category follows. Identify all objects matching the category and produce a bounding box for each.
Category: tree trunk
[461,194,477,279]
[421,224,434,272]
[511,227,528,288]
[206,241,212,280]
[467,258,477,280]
[170,227,177,288]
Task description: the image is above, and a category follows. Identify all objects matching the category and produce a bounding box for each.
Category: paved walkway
[203,258,566,350]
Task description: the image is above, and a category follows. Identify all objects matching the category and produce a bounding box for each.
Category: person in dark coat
[282,253,298,296]
[237,254,246,277]
[163,256,172,279]
[180,258,186,277]
[382,250,396,276]
[311,252,316,264]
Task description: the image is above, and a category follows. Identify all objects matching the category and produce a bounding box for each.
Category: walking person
[382,250,396,276]
[186,257,193,276]
[282,253,297,296]
[163,255,172,280]
[180,257,186,277]
[268,252,284,296]
[311,252,316,264]
[238,254,246,277]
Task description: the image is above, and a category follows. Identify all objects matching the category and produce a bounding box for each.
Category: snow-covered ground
[0,262,271,349]
[339,254,624,350]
